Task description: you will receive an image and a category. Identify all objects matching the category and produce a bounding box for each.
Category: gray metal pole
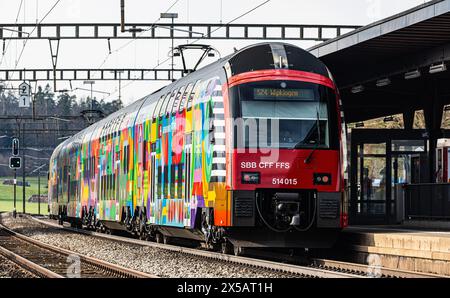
[22,122,26,214]
[119,72,122,102]
[38,168,41,215]
[120,0,125,33]
[13,169,17,218]
[171,17,174,82]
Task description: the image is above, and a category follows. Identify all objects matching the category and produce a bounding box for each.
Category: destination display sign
[253,88,315,101]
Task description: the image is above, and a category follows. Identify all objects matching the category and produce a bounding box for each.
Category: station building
[309,0,450,226]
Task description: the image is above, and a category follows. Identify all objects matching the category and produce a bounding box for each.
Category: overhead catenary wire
[97,0,181,69]
[0,0,24,68]
[103,0,272,102]
[10,0,62,76]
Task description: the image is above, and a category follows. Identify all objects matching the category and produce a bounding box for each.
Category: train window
[158,93,171,118]
[123,145,128,174]
[127,145,130,173]
[143,140,147,169]
[178,83,194,112]
[108,174,110,199]
[170,164,176,199]
[171,86,186,114]
[153,95,165,120]
[91,157,95,179]
[106,174,110,198]
[157,165,162,199]
[106,174,110,199]
[83,158,86,179]
[163,89,178,117]
[231,80,338,150]
[187,80,202,110]
[100,175,104,200]
[163,165,169,199]
[113,172,116,197]
[177,164,183,200]
[110,173,114,198]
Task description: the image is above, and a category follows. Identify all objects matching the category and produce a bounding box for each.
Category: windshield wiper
[304,109,321,164]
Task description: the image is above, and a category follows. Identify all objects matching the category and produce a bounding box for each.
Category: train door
[115,145,121,219]
[55,170,59,203]
[411,156,422,183]
[184,134,192,227]
[351,141,390,224]
[66,166,71,203]
[150,148,157,224]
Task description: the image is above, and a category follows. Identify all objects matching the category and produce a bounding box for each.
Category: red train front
[220,43,348,250]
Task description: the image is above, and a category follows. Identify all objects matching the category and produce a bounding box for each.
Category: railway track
[10,214,442,278]
[241,247,445,278]
[0,222,157,278]
[307,258,444,278]
[27,215,365,278]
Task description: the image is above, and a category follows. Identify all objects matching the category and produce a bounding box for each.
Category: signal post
[10,138,21,218]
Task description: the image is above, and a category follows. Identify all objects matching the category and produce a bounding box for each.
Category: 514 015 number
[272,178,298,185]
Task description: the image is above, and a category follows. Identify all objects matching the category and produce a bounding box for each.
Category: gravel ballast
[0,254,37,278]
[0,213,293,278]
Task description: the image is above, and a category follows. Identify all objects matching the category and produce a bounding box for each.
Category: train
[48,42,348,254]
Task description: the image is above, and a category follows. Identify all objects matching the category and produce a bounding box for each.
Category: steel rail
[0,222,157,278]
[31,216,364,278]
[309,258,446,278]
[0,245,63,278]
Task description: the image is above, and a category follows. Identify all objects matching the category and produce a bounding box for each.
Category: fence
[405,183,450,220]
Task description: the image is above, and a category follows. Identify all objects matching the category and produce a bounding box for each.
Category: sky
[0,0,432,106]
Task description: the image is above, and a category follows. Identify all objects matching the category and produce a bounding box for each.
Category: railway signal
[9,157,21,169]
[12,138,19,156]
[10,137,21,218]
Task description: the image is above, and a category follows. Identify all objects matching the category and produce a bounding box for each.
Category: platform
[334,226,450,275]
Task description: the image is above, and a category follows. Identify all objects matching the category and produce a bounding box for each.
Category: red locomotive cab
[222,44,346,246]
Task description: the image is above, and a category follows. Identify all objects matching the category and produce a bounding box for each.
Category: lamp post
[110,71,124,103]
[29,164,46,215]
[83,80,96,110]
[160,13,178,81]
[38,167,40,215]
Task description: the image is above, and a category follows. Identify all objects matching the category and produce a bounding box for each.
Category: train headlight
[242,172,260,184]
[314,173,332,185]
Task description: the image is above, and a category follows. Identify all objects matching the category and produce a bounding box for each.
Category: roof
[308,0,450,88]
[307,0,450,123]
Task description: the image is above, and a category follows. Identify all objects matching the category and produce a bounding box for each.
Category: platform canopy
[309,0,450,124]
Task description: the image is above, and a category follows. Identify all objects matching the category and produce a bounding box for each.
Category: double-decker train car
[48,42,348,253]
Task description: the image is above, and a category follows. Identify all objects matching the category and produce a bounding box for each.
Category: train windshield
[230,80,339,149]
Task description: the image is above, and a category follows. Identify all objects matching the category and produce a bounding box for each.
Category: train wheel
[233,246,245,256]
[139,231,147,240]
[163,235,171,245]
[221,241,232,255]
[155,233,163,244]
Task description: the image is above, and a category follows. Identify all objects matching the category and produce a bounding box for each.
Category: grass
[0,176,49,215]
